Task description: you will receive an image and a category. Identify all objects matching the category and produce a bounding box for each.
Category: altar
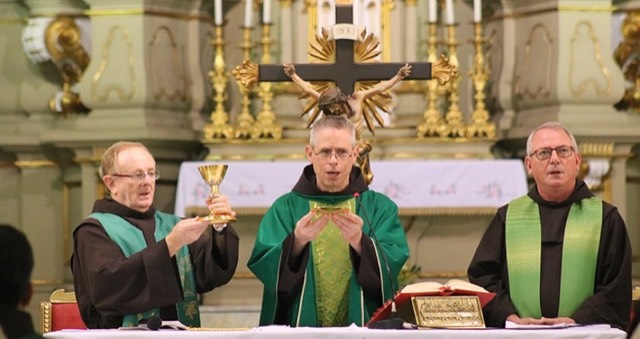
[43,325,626,339]
[174,159,528,217]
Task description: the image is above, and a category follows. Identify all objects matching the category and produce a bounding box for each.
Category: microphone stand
[355,193,407,330]
[368,300,405,329]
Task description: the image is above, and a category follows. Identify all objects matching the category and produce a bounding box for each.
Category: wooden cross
[231,0,455,184]
[240,2,437,95]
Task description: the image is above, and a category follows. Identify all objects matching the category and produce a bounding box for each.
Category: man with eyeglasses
[248,115,409,327]
[468,121,631,330]
[71,141,239,329]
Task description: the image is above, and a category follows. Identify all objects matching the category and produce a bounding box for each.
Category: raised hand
[294,211,330,244]
[330,211,364,253]
[398,63,412,79]
[166,218,210,256]
[206,194,236,228]
[283,63,296,77]
[291,211,330,257]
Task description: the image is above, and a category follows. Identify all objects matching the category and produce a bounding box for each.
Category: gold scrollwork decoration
[45,16,91,117]
[232,59,259,89]
[431,55,458,86]
[613,10,640,112]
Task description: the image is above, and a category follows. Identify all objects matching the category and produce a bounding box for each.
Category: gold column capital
[278,0,293,8]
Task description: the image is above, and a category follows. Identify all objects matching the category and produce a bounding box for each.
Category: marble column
[404,0,418,61]
[497,0,632,137]
[494,0,640,218]
[0,1,67,135]
[67,0,207,142]
[279,0,293,62]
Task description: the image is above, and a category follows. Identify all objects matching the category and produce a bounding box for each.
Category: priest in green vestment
[468,121,631,329]
[248,115,409,327]
[72,142,239,329]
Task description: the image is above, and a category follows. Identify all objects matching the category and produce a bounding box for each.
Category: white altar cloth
[175,160,528,217]
[44,325,625,339]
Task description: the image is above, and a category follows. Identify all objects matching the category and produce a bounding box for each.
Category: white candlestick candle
[428,0,437,23]
[474,0,481,23]
[263,0,271,23]
[214,0,222,25]
[244,0,253,27]
[445,0,454,24]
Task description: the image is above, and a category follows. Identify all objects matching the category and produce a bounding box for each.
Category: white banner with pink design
[174,160,528,217]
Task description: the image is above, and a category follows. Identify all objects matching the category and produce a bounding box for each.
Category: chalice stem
[209,185,221,198]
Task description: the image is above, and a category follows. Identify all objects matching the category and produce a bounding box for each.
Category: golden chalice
[197,164,236,223]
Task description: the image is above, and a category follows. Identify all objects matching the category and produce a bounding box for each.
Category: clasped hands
[506,314,576,326]
[294,208,363,253]
[166,195,235,256]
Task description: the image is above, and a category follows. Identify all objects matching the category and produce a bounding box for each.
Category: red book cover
[366,279,496,326]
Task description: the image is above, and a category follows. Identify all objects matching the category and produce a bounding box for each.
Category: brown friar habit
[468,180,631,329]
[71,198,239,329]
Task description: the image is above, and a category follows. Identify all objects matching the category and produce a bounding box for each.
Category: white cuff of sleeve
[213,223,228,233]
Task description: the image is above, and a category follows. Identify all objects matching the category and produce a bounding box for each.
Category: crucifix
[235,2,454,93]
[233,0,456,182]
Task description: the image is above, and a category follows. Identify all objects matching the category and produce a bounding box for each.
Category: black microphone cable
[354,192,406,330]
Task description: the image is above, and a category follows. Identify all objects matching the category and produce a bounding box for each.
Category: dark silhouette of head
[0,224,34,307]
[318,87,354,117]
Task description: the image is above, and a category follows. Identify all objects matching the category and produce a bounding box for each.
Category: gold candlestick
[203,24,234,140]
[467,22,496,138]
[418,22,447,138]
[442,24,465,138]
[234,26,256,139]
[252,23,282,139]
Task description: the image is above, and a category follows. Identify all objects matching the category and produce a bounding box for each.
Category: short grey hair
[526,121,578,156]
[309,115,356,147]
[99,141,151,177]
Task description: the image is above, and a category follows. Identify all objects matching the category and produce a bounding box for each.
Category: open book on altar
[366,279,496,326]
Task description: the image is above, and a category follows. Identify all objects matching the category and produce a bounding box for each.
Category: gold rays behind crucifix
[299,27,391,136]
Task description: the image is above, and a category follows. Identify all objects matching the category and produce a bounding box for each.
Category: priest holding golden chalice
[71,142,239,329]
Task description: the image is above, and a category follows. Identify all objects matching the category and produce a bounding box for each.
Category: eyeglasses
[529,146,574,161]
[111,170,160,182]
[312,147,353,160]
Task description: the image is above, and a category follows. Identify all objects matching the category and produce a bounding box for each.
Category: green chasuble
[309,199,355,326]
[248,190,409,327]
[91,211,200,327]
[505,196,602,318]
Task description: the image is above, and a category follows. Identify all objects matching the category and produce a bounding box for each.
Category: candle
[214,0,222,25]
[428,0,437,23]
[263,0,271,24]
[244,0,253,27]
[474,0,481,22]
[445,0,455,24]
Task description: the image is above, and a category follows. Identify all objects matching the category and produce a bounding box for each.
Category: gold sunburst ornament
[301,27,390,138]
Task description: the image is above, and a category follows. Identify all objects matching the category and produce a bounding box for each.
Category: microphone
[354,192,406,330]
[141,315,162,330]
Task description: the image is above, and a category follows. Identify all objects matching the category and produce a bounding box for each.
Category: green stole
[505,196,602,318]
[91,211,200,327]
[309,198,355,326]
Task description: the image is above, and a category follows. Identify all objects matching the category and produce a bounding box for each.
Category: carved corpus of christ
[232,1,456,183]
